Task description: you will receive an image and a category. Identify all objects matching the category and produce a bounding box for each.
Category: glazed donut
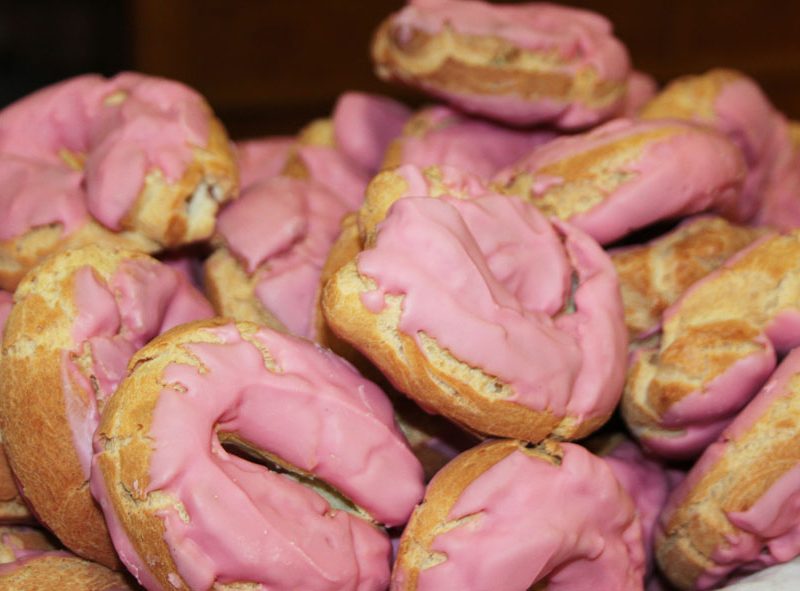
[657,348,800,589]
[205,176,350,340]
[493,118,747,245]
[0,527,57,564]
[0,551,137,590]
[611,216,764,340]
[622,230,800,459]
[323,189,627,442]
[393,439,645,590]
[381,105,557,179]
[0,244,214,567]
[0,73,238,281]
[372,0,631,128]
[91,319,425,591]
[640,68,790,221]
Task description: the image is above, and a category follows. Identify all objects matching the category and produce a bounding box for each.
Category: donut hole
[216,432,375,524]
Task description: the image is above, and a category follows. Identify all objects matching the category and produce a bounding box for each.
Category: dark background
[2,0,799,139]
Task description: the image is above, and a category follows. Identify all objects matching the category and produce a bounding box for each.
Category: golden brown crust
[656,372,800,589]
[494,125,678,220]
[0,526,58,564]
[0,444,32,524]
[0,220,158,292]
[0,553,136,590]
[203,248,287,333]
[790,120,800,149]
[93,321,233,591]
[316,213,365,359]
[322,261,604,442]
[121,117,238,248]
[394,439,559,589]
[611,217,764,338]
[372,20,625,113]
[0,245,169,568]
[623,231,800,438]
[639,68,745,123]
[281,118,334,181]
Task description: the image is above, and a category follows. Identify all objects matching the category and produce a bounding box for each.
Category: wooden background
[2,0,799,139]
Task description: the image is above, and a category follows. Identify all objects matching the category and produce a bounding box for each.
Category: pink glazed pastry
[284,92,411,209]
[393,439,645,590]
[0,73,238,289]
[382,105,557,179]
[657,347,800,590]
[622,230,800,460]
[235,136,294,188]
[0,550,138,590]
[324,191,628,442]
[640,68,792,222]
[372,0,631,128]
[0,244,213,568]
[493,118,747,245]
[205,175,350,340]
[91,319,425,591]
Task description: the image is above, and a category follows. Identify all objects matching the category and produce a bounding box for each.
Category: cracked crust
[611,216,765,339]
[322,261,602,442]
[393,439,560,590]
[372,15,627,127]
[656,372,800,589]
[120,117,239,248]
[0,552,137,590]
[0,244,185,568]
[622,231,800,450]
[93,319,392,590]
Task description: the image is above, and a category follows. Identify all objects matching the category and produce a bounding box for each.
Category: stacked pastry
[1,1,799,590]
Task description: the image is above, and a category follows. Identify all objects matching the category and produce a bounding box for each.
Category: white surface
[718,558,800,589]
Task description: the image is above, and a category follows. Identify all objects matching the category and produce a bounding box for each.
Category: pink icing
[332,92,411,174]
[92,323,423,590]
[66,260,213,477]
[391,105,557,179]
[621,70,658,117]
[235,136,294,188]
[387,0,630,127]
[0,72,212,236]
[754,115,800,230]
[660,349,800,588]
[494,118,746,244]
[401,443,644,590]
[357,193,626,422]
[0,156,87,241]
[217,176,350,339]
[295,145,370,210]
[603,439,674,572]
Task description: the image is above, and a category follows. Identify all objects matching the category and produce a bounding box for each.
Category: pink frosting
[332,92,411,174]
[399,443,644,590]
[66,259,213,477]
[390,105,557,179]
[754,115,800,230]
[660,348,800,588]
[621,70,658,117]
[494,118,746,244]
[93,323,423,590]
[236,136,294,188]
[0,72,212,235]
[295,145,370,210]
[217,176,350,339]
[603,439,674,572]
[386,0,630,127]
[357,193,626,423]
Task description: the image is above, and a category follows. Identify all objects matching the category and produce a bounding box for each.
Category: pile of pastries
[0,0,799,589]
